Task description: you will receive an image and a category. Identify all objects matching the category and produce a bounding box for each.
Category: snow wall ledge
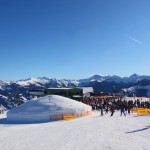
[7,95,92,123]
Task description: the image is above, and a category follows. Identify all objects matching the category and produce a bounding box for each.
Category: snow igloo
[7,95,92,123]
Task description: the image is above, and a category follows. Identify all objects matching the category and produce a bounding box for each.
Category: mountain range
[0,74,150,108]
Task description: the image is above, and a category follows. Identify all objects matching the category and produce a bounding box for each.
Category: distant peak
[89,74,109,77]
[37,77,50,80]
[130,74,139,77]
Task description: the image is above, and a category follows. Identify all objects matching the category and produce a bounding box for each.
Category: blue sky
[0,0,150,80]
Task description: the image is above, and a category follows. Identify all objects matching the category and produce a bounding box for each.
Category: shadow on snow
[126,126,150,134]
[0,118,62,125]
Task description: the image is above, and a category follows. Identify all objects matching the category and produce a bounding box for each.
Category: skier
[105,106,109,114]
[100,106,103,116]
[120,105,126,116]
[0,104,4,114]
[98,103,103,116]
[110,105,115,117]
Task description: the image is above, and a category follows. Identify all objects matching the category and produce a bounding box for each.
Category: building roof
[46,88,72,90]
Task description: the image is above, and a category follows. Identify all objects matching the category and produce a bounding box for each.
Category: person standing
[120,105,126,116]
[100,105,103,116]
[127,104,131,114]
[0,104,4,114]
[110,105,115,117]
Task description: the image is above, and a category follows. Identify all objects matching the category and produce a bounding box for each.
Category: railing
[49,111,92,121]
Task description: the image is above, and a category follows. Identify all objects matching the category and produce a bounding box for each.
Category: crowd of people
[82,96,150,116]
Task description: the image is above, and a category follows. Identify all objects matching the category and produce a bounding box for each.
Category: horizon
[1,0,150,80]
[2,73,150,81]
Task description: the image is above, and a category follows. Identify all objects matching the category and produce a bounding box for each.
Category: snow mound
[7,95,92,123]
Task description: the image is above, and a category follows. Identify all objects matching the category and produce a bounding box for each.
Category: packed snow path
[0,111,150,150]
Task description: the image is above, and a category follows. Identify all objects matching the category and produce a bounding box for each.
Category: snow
[123,96,150,102]
[0,110,150,150]
[1,74,150,89]
[0,80,11,90]
[123,85,150,97]
[7,95,92,122]
[17,77,50,86]
[88,74,150,83]
[16,77,80,87]
[0,95,150,150]
[0,94,7,99]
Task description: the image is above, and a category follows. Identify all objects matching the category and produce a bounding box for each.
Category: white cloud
[127,35,143,44]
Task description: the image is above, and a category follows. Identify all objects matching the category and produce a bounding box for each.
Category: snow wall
[7,95,92,123]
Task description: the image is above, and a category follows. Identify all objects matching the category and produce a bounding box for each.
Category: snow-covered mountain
[9,74,150,87]
[79,74,150,84]
[0,80,12,90]
[17,77,79,88]
[123,85,150,97]
[0,73,150,108]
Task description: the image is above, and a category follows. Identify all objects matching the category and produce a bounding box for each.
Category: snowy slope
[17,77,79,87]
[0,80,11,90]
[123,85,150,97]
[123,96,150,102]
[16,77,50,87]
[0,111,150,150]
[7,95,91,122]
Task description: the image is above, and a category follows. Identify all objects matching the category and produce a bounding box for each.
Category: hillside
[0,74,150,108]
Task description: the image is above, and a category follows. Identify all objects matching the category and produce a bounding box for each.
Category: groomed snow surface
[0,95,149,150]
[0,111,150,150]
